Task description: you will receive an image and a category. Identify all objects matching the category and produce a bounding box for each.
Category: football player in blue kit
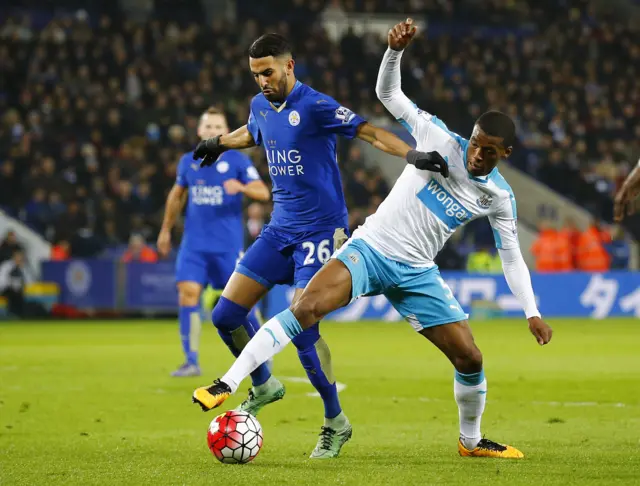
[191,34,442,458]
[158,107,270,377]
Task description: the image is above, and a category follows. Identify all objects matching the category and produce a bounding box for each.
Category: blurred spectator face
[42,157,55,175]
[33,188,46,202]
[1,161,14,177]
[68,201,79,215]
[353,168,367,183]
[101,198,115,214]
[249,52,294,103]
[13,250,25,267]
[137,182,151,199]
[128,234,145,254]
[348,145,363,163]
[119,180,133,198]
[4,231,18,245]
[107,108,120,126]
[168,125,186,144]
[3,109,20,127]
[49,192,62,205]
[81,143,97,159]
[197,110,229,140]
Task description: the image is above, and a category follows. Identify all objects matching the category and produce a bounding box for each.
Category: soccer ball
[207,411,263,464]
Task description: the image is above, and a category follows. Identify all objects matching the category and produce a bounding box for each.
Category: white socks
[325,412,349,430]
[454,376,487,450]
[222,316,292,392]
[189,310,202,353]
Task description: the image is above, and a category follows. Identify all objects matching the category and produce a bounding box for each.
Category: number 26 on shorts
[302,239,331,265]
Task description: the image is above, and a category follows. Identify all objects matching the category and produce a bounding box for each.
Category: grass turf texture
[1,318,639,485]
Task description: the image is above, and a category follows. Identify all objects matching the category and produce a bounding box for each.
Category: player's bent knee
[177,282,201,307]
[291,292,326,328]
[211,296,248,331]
[453,345,483,374]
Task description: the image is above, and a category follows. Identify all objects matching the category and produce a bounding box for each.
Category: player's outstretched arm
[614,158,640,222]
[498,246,553,346]
[355,122,412,157]
[219,125,256,150]
[157,184,187,257]
[375,18,419,124]
[194,126,256,167]
[355,123,450,176]
[223,179,270,202]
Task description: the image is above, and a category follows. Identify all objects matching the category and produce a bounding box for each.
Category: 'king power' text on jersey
[247,81,366,232]
[176,150,260,253]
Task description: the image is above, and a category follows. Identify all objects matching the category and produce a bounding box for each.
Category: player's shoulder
[178,150,195,168]
[488,169,514,197]
[297,83,336,108]
[250,92,268,109]
[427,115,469,152]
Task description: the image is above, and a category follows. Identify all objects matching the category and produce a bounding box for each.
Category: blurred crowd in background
[0,0,638,271]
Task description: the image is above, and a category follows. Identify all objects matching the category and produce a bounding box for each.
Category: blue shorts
[237,224,348,289]
[334,238,468,330]
[176,247,241,288]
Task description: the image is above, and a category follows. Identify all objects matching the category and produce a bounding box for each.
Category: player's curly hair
[476,111,516,148]
[248,33,292,59]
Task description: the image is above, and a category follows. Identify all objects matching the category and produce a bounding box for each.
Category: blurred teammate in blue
[191,33,437,458]
[157,107,270,377]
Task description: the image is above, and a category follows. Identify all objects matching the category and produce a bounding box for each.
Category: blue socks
[212,297,271,387]
[178,305,201,365]
[292,323,342,419]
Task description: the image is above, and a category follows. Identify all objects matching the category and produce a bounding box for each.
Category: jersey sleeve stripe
[492,172,518,219]
[430,116,469,153]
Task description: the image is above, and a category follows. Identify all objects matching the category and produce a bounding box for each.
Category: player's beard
[263,72,288,103]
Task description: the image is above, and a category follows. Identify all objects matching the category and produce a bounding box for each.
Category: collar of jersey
[267,80,303,112]
[467,166,498,184]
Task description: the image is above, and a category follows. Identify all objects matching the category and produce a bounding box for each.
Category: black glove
[406,150,450,178]
[193,135,226,167]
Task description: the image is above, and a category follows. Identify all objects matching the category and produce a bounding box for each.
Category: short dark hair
[248,33,292,59]
[476,111,516,148]
[203,106,223,116]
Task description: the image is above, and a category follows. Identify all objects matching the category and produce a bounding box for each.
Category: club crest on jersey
[476,194,493,209]
[289,110,301,126]
[335,106,355,124]
[216,161,230,173]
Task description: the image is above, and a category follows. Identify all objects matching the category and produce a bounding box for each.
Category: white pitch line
[279,376,347,398]
[415,397,631,408]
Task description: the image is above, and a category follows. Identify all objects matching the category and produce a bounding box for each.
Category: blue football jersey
[176,150,260,253]
[247,81,366,232]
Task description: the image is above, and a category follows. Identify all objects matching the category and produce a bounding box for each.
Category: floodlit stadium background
[1,2,639,484]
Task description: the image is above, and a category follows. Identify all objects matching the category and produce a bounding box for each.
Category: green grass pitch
[1,318,639,485]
